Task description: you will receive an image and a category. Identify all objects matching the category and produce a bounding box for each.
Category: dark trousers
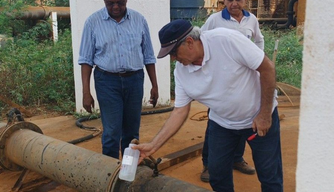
[202,108,247,167]
[202,125,245,167]
[207,108,283,192]
[94,68,144,159]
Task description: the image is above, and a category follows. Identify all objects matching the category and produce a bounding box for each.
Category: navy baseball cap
[157,19,193,59]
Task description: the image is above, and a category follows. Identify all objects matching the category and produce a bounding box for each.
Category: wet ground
[0,95,299,192]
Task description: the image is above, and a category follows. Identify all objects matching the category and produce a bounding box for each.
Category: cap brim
[157,43,177,59]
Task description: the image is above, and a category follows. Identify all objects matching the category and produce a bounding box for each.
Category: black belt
[95,66,141,77]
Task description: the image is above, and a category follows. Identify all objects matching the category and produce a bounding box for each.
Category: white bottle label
[122,155,134,165]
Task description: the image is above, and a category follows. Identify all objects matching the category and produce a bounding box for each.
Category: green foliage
[263,28,303,88]
[0,0,43,34]
[19,20,52,41]
[0,0,73,118]
[51,0,70,6]
[170,60,176,99]
[191,19,205,28]
[0,0,69,37]
[0,29,75,113]
[0,1,28,36]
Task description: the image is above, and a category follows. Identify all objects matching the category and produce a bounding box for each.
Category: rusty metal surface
[0,122,214,192]
[11,168,29,192]
[3,126,120,192]
[0,122,42,171]
[0,120,214,191]
[1,6,70,20]
[0,95,33,117]
[158,142,203,171]
[114,166,212,192]
[22,6,70,19]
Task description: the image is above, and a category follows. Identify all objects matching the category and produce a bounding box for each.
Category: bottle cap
[129,143,136,148]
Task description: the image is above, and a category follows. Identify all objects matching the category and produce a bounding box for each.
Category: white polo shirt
[201,9,264,50]
[174,28,277,130]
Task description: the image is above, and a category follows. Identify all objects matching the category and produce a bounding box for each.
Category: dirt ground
[0,96,299,192]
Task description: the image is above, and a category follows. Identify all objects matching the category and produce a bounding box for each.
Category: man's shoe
[233,161,256,175]
[200,166,210,182]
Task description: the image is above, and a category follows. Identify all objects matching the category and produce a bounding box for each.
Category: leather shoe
[233,161,256,175]
[200,166,210,182]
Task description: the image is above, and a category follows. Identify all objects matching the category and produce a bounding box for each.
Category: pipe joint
[0,122,43,171]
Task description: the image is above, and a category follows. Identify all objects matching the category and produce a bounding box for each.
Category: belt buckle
[118,70,128,77]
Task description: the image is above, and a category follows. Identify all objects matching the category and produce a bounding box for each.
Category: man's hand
[150,87,159,107]
[131,142,157,164]
[252,112,272,137]
[145,64,159,108]
[83,92,94,113]
[81,64,94,113]
[254,56,275,137]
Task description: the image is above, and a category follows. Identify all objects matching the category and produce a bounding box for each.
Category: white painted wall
[297,0,334,191]
[70,0,171,113]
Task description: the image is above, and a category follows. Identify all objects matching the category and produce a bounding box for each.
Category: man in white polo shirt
[133,19,283,192]
[199,0,265,180]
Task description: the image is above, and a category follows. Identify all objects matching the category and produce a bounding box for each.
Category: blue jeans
[94,68,144,159]
[202,109,246,167]
[207,108,283,192]
[202,126,245,167]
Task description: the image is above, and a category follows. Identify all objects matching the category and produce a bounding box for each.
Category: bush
[0,0,74,119]
[0,29,75,114]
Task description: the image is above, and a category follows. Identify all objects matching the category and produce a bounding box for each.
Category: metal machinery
[204,0,302,28]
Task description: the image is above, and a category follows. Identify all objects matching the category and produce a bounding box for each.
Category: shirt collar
[221,8,250,20]
[102,7,130,21]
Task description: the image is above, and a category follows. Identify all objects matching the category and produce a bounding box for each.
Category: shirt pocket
[245,29,253,40]
[123,33,142,49]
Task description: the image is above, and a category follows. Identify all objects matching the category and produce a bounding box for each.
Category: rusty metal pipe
[0,122,212,192]
[1,6,70,20]
[114,166,211,192]
[1,122,120,192]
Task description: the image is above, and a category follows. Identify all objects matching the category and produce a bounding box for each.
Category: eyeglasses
[105,1,126,7]
[226,0,242,2]
[169,42,182,57]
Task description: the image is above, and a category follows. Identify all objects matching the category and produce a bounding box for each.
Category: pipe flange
[0,122,43,171]
[107,162,121,192]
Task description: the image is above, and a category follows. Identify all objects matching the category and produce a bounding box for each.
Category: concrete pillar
[297,0,334,191]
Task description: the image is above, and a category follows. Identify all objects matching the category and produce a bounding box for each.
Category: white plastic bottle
[118,143,140,182]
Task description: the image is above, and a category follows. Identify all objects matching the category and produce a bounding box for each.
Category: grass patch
[263,28,303,88]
